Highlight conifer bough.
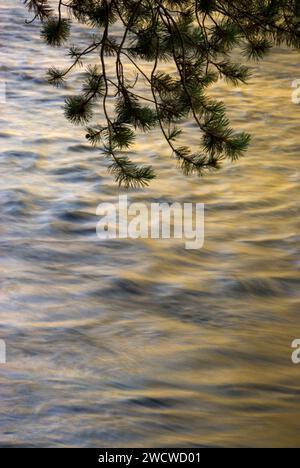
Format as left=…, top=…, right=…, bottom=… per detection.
left=24, top=1, right=300, bottom=187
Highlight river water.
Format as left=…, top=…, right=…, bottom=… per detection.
left=0, top=1, right=300, bottom=447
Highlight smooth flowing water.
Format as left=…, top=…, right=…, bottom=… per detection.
left=0, top=1, right=300, bottom=447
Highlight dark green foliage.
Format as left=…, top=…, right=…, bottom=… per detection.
left=243, top=38, right=273, bottom=61
left=41, top=18, right=71, bottom=46
left=110, top=124, right=136, bottom=149
left=25, top=0, right=300, bottom=187
left=46, top=67, right=66, bottom=87
left=24, top=0, right=52, bottom=21
left=82, top=66, right=105, bottom=98
left=116, top=94, right=157, bottom=130
left=64, top=96, right=94, bottom=124
left=108, top=156, right=156, bottom=188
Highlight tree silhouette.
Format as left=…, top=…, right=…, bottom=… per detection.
left=24, top=0, right=300, bottom=187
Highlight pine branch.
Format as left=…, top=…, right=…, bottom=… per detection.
left=24, top=0, right=300, bottom=187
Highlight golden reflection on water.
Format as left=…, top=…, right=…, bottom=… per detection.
left=0, top=1, right=300, bottom=447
